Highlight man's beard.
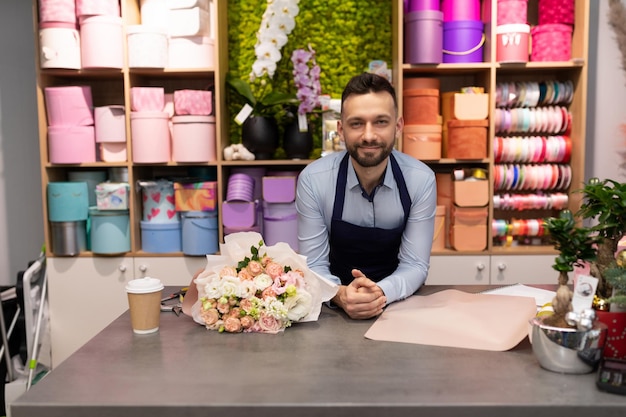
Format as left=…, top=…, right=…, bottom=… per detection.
left=347, top=140, right=394, bottom=168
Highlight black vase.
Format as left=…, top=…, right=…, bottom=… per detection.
left=283, top=119, right=313, bottom=159
left=242, top=116, right=279, bottom=160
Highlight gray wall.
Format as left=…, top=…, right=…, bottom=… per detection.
left=0, top=0, right=43, bottom=285
left=0, top=1, right=623, bottom=285
left=588, top=0, right=626, bottom=182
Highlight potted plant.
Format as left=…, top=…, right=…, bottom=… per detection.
left=226, top=73, right=299, bottom=160
left=224, top=1, right=301, bottom=160
left=542, top=210, right=599, bottom=328
left=575, top=178, right=626, bottom=303
left=528, top=210, right=608, bottom=374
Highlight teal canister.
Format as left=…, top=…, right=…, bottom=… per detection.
left=47, top=182, right=89, bottom=222
left=89, top=208, right=131, bottom=254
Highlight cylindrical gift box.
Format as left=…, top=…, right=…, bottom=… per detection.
left=404, top=10, right=443, bottom=64
left=89, top=208, right=131, bottom=255
left=538, top=0, right=575, bottom=25
left=48, top=125, right=96, bottom=164
left=39, top=22, right=81, bottom=70
left=497, top=0, right=528, bottom=25
left=44, top=86, right=93, bottom=127
left=496, top=24, right=530, bottom=63
left=443, top=20, right=485, bottom=63
left=47, top=182, right=89, bottom=222
left=79, top=15, right=123, bottom=69
left=168, top=36, right=215, bottom=68
left=75, top=0, right=120, bottom=18
left=39, top=0, right=76, bottom=24
left=127, top=25, right=168, bottom=68
left=67, top=170, right=107, bottom=206
left=440, top=0, right=480, bottom=21
left=95, top=106, right=126, bottom=143
left=403, top=124, right=442, bottom=160
left=171, top=115, right=216, bottom=162
left=181, top=211, right=219, bottom=256
left=530, top=23, right=573, bottom=62
left=130, top=111, right=171, bottom=163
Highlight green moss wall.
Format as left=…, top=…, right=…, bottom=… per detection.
left=227, top=0, right=393, bottom=156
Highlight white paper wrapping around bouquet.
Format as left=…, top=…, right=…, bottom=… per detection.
left=182, top=232, right=338, bottom=323
left=364, top=289, right=537, bottom=351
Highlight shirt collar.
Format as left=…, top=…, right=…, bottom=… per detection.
left=346, top=155, right=395, bottom=192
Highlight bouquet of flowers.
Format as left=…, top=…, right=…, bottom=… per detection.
left=184, top=232, right=337, bottom=333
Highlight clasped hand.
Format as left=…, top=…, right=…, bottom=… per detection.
left=332, top=269, right=387, bottom=319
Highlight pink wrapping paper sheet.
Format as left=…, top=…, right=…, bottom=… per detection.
left=364, top=289, right=537, bottom=351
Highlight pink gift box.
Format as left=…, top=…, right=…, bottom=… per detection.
left=75, top=0, right=120, bottom=18
left=48, top=125, right=96, bottom=164
left=94, top=105, right=126, bottom=143
left=262, top=176, right=296, bottom=203
left=39, top=0, right=77, bottom=24
left=131, top=87, right=165, bottom=112
left=45, top=86, right=94, bottom=127
left=173, top=89, right=212, bottom=116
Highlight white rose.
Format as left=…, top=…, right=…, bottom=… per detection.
left=283, top=290, right=313, bottom=322
left=238, top=279, right=257, bottom=299
left=253, top=273, right=273, bottom=291
left=218, top=276, right=242, bottom=298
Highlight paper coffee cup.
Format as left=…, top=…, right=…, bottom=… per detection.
left=125, top=277, right=164, bottom=334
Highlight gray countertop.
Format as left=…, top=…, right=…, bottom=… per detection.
left=10, top=285, right=626, bottom=417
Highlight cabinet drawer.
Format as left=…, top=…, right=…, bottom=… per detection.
left=427, top=255, right=490, bottom=285
left=133, top=256, right=207, bottom=286
left=490, top=255, right=554, bottom=285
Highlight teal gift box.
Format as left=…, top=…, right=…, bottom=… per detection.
left=47, top=182, right=89, bottom=222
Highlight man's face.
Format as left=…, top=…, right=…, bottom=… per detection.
left=338, top=91, right=402, bottom=168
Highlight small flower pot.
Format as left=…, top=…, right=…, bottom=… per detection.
left=529, top=316, right=608, bottom=374
left=283, top=119, right=313, bottom=159
left=242, top=116, right=279, bottom=160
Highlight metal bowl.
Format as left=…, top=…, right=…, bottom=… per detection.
left=529, top=316, right=608, bottom=374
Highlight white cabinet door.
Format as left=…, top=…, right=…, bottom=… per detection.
left=427, top=255, right=490, bottom=285
left=47, top=256, right=133, bottom=368
left=133, top=256, right=207, bottom=286
left=490, top=255, right=555, bottom=285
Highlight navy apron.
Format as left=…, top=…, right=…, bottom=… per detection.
left=329, top=153, right=411, bottom=285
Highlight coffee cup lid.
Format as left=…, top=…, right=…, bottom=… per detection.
left=125, top=277, right=164, bottom=294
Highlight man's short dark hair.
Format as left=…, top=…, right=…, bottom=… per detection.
left=341, top=73, right=398, bottom=114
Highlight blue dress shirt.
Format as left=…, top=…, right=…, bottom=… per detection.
left=296, top=149, right=437, bottom=304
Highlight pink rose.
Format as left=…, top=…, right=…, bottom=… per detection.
left=227, top=307, right=242, bottom=318
left=240, top=315, right=255, bottom=329
left=201, top=308, right=220, bottom=326
left=246, top=260, right=264, bottom=277
left=217, top=301, right=230, bottom=314
left=257, top=313, right=284, bottom=333
left=265, top=262, right=284, bottom=279
left=219, top=266, right=238, bottom=278
left=238, top=269, right=254, bottom=281
left=260, top=255, right=272, bottom=267
left=261, top=286, right=277, bottom=299
left=240, top=298, right=254, bottom=313
left=224, top=317, right=243, bottom=333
